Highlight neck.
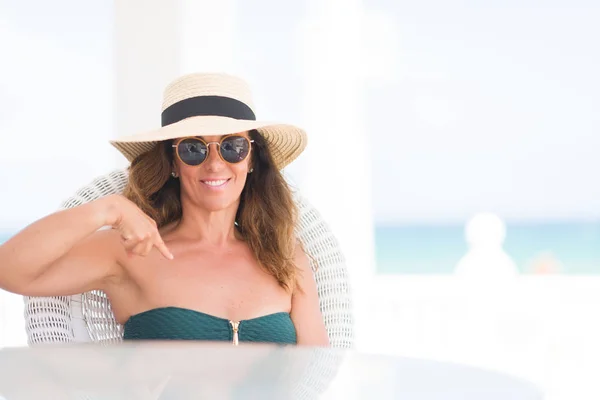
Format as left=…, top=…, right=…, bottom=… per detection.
left=175, top=199, right=240, bottom=246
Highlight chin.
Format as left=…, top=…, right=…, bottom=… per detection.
left=183, top=185, right=243, bottom=213
left=198, top=198, right=239, bottom=213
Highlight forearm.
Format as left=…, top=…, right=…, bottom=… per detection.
left=0, top=196, right=115, bottom=290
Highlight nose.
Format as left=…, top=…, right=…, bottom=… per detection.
left=204, top=142, right=225, bottom=171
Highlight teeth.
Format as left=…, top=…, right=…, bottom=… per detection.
left=203, top=179, right=227, bottom=187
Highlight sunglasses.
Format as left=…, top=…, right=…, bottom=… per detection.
left=172, top=135, right=254, bottom=166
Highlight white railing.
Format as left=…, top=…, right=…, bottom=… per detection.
left=363, top=275, right=600, bottom=400
left=1, top=275, right=598, bottom=399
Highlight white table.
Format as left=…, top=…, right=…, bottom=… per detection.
left=0, top=342, right=543, bottom=399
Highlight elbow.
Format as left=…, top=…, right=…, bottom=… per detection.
left=316, top=333, right=330, bottom=347
left=0, top=278, right=29, bottom=296
left=0, top=275, right=47, bottom=297
left=297, top=331, right=330, bottom=347
left=0, top=247, right=36, bottom=295
left=0, top=273, right=34, bottom=296
left=298, top=338, right=330, bottom=347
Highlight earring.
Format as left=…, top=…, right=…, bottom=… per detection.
left=248, top=168, right=254, bottom=174
left=171, top=171, right=178, bottom=178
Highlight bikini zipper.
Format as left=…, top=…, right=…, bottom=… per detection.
left=229, top=320, right=240, bottom=346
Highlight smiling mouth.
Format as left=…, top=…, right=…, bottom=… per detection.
left=200, top=179, right=230, bottom=188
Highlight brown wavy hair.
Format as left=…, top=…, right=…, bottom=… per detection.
left=122, top=130, right=300, bottom=292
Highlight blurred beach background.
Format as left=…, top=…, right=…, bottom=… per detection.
left=1, top=1, right=599, bottom=399
left=3, top=222, right=600, bottom=275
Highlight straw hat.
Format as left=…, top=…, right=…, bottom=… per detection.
left=110, top=73, right=307, bottom=170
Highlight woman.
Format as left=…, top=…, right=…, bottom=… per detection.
left=0, top=73, right=329, bottom=346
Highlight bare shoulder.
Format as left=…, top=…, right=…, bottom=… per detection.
left=59, top=227, right=129, bottom=287
left=88, top=228, right=125, bottom=254
left=290, top=241, right=329, bottom=346
left=294, top=242, right=312, bottom=270
left=293, top=242, right=317, bottom=294
left=93, top=228, right=139, bottom=273
left=294, top=242, right=314, bottom=275
left=72, top=228, right=127, bottom=276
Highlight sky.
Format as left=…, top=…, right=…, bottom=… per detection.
left=0, top=0, right=599, bottom=231
left=365, top=1, right=600, bottom=223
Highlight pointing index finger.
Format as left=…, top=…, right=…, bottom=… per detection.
left=154, top=235, right=174, bottom=260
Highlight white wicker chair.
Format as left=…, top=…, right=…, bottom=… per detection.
left=23, top=169, right=354, bottom=349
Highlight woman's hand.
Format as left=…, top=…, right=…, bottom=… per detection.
left=0, top=192, right=172, bottom=297
left=103, top=195, right=174, bottom=260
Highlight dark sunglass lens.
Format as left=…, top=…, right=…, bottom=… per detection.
left=177, top=138, right=207, bottom=166
left=220, top=136, right=250, bottom=163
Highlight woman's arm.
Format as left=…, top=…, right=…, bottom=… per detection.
left=0, top=196, right=119, bottom=296
left=290, top=244, right=330, bottom=346
left=0, top=194, right=171, bottom=297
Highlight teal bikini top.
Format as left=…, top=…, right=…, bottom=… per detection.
left=123, top=307, right=297, bottom=345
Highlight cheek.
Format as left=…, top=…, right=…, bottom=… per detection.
left=179, top=164, right=197, bottom=179
left=232, top=167, right=248, bottom=189
left=174, top=157, right=188, bottom=174
left=231, top=162, right=249, bottom=177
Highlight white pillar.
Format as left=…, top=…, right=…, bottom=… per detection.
left=113, top=0, right=237, bottom=168
left=179, top=1, right=237, bottom=74
left=298, top=0, right=376, bottom=350
left=114, top=0, right=375, bottom=348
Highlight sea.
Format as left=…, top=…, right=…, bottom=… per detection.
left=374, top=222, right=600, bottom=275
left=1, top=222, right=599, bottom=275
